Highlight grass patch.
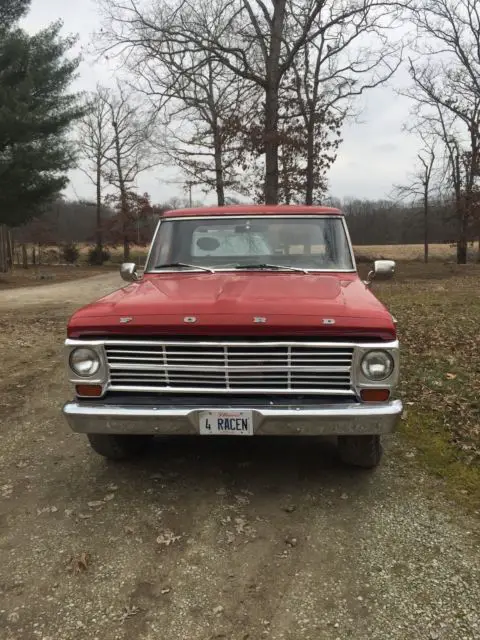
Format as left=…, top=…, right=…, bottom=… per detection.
left=376, top=263, right=480, bottom=509
left=401, top=411, right=480, bottom=510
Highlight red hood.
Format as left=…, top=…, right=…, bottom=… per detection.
left=68, top=272, right=396, bottom=340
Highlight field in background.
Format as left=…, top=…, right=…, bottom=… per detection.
left=355, top=243, right=478, bottom=261
left=101, top=242, right=477, bottom=263
left=2, top=242, right=478, bottom=290
left=11, top=241, right=479, bottom=268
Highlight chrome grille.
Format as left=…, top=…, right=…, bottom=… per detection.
left=104, top=340, right=354, bottom=395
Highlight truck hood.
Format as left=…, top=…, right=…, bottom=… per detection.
left=68, top=272, right=396, bottom=340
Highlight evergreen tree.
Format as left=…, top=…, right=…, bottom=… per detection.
left=0, top=0, right=85, bottom=227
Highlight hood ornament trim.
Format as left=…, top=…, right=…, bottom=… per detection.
left=119, top=317, right=133, bottom=324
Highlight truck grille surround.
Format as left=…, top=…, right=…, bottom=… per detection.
left=104, top=341, right=355, bottom=396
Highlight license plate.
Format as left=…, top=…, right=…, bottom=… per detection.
left=199, top=410, right=254, bottom=436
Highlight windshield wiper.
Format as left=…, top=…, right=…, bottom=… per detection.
left=234, top=263, right=307, bottom=273
left=153, top=262, right=215, bottom=273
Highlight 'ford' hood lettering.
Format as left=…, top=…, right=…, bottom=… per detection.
left=68, top=273, right=396, bottom=339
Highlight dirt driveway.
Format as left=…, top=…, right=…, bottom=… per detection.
left=0, top=273, right=478, bottom=640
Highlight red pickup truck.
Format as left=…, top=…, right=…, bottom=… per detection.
left=63, top=205, right=402, bottom=468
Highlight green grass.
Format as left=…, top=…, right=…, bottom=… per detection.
left=401, top=411, right=480, bottom=510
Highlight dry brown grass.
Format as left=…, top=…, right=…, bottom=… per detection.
left=17, top=242, right=477, bottom=266
left=354, top=243, right=478, bottom=262
left=0, top=265, right=114, bottom=290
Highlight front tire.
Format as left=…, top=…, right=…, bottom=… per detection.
left=337, top=435, right=382, bottom=469
left=87, top=434, right=151, bottom=460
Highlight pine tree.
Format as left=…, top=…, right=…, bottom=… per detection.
left=0, top=0, right=85, bottom=230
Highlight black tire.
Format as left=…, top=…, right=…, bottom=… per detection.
left=337, top=435, right=382, bottom=469
left=86, top=434, right=151, bottom=461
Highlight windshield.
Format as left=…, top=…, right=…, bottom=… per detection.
left=146, top=216, right=354, bottom=271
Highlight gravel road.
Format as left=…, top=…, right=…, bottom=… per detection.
left=0, top=273, right=478, bottom=640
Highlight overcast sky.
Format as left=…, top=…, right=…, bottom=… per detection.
left=22, top=0, right=420, bottom=205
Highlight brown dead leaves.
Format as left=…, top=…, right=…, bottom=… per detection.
left=67, top=552, right=90, bottom=575
left=378, top=264, right=480, bottom=463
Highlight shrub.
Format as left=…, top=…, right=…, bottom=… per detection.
left=87, top=245, right=111, bottom=265
left=62, top=242, right=80, bottom=264
left=42, top=247, right=60, bottom=264
left=354, top=253, right=374, bottom=264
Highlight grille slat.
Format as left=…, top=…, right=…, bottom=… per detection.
left=104, top=341, right=354, bottom=395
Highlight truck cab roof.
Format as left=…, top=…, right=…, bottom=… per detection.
left=162, top=205, right=343, bottom=218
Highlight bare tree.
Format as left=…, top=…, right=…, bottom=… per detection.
left=393, top=130, right=437, bottom=262
left=76, top=87, right=115, bottom=259
left=102, top=83, right=159, bottom=260
left=405, top=0, right=480, bottom=263
left=97, top=0, right=406, bottom=204
left=139, top=48, right=259, bottom=205
left=289, top=2, right=402, bottom=204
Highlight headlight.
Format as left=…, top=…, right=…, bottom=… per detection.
left=361, top=350, right=394, bottom=381
left=69, top=347, right=101, bottom=377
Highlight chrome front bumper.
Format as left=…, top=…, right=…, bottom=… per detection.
left=63, top=399, right=403, bottom=436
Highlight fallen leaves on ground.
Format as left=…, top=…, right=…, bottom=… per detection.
left=377, top=264, right=480, bottom=467
left=68, top=552, right=90, bottom=575
left=115, top=604, right=142, bottom=622
left=156, top=529, right=181, bottom=546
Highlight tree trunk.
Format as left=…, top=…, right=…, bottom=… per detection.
left=121, top=192, right=130, bottom=262
left=0, top=225, right=8, bottom=273
left=96, top=159, right=103, bottom=254
left=457, top=209, right=468, bottom=264
left=452, top=152, right=467, bottom=264
left=112, top=119, right=130, bottom=262
left=457, top=237, right=467, bottom=264
left=22, top=244, right=28, bottom=269
left=263, top=0, right=286, bottom=205
left=305, top=122, right=315, bottom=205
left=213, top=130, right=225, bottom=206
left=264, top=85, right=280, bottom=204
left=280, top=147, right=290, bottom=204
left=423, top=193, right=429, bottom=264
left=6, top=228, right=13, bottom=270
left=31, top=245, right=36, bottom=265
left=283, top=171, right=291, bottom=205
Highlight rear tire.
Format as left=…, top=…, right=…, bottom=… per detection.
left=337, top=435, right=382, bottom=469
left=86, top=434, right=151, bottom=461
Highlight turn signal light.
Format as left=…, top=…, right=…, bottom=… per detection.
left=75, top=384, right=103, bottom=397
left=360, top=389, right=390, bottom=402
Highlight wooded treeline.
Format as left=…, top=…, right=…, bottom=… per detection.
left=342, top=198, right=475, bottom=246
left=13, top=195, right=471, bottom=249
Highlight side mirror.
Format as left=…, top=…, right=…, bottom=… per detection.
left=120, top=262, right=140, bottom=283
left=365, top=260, right=395, bottom=286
